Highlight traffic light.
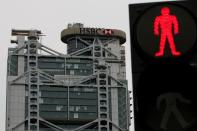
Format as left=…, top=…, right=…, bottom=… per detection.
left=129, top=1, right=197, bottom=131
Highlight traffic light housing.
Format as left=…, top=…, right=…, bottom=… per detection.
left=129, top=1, right=197, bottom=131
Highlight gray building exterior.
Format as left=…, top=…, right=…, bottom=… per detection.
left=6, top=24, right=130, bottom=131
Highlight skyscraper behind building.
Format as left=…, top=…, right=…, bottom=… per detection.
left=6, top=23, right=130, bottom=131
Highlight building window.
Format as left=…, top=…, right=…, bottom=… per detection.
left=76, top=106, right=80, bottom=111
left=74, top=113, right=79, bottom=118
left=88, top=113, right=94, bottom=116
left=86, top=64, right=91, bottom=67
left=61, top=63, right=64, bottom=68
left=39, top=98, right=43, bottom=104
left=39, top=91, right=41, bottom=97
left=66, top=64, right=71, bottom=68
left=84, top=88, right=94, bottom=92
left=70, top=70, right=74, bottom=75
left=74, top=64, right=78, bottom=69
left=56, top=105, right=63, bottom=111
left=25, top=90, right=28, bottom=96
left=73, top=87, right=79, bottom=91
left=8, top=55, right=18, bottom=76
left=84, top=106, right=88, bottom=110
left=69, top=106, right=74, bottom=111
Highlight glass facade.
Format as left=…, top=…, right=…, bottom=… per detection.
left=24, top=57, right=93, bottom=76
left=38, top=57, right=65, bottom=76
left=67, top=38, right=87, bottom=54
left=7, top=55, right=18, bottom=76
left=66, top=58, right=93, bottom=76
left=8, top=52, right=128, bottom=131
left=108, top=88, right=112, bottom=120
left=67, top=37, right=94, bottom=54
left=39, top=86, right=98, bottom=123
left=118, top=88, right=128, bottom=130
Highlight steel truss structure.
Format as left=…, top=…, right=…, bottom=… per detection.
left=6, top=29, right=131, bottom=131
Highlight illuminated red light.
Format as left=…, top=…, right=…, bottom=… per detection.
left=154, top=7, right=181, bottom=57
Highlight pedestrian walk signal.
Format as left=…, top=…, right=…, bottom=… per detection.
left=129, top=1, right=197, bottom=131
left=135, top=3, right=196, bottom=59
left=136, top=64, right=197, bottom=131
left=154, top=7, right=180, bottom=57
left=157, top=93, right=190, bottom=130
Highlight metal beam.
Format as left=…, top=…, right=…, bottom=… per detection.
left=72, top=119, right=99, bottom=131
left=41, top=44, right=63, bottom=56
left=9, top=119, right=26, bottom=131
left=39, top=118, right=64, bottom=131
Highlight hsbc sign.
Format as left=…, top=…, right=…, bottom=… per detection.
left=79, top=28, right=114, bottom=36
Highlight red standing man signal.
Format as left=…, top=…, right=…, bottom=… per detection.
left=154, top=7, right=181, bottom=57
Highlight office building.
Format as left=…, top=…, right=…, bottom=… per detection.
left=6, top=23, right=130, bottom=131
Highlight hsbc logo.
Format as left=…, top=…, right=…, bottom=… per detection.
left=103, top=29, right=114, bottom=35
left=79, top=28, right=114, bottom=36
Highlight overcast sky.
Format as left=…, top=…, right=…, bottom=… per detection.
left=0, top=0, right=176, bottom=130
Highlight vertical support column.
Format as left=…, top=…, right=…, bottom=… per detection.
left=97, top=71, right=110, bottom=131
left=110, top=64, right=119, bottom=131
left=27, top=30, right=40, bottom=131
left=108, top=39, right=120, bottom=131
left=93, top=38, right=102, bottom=74
left=93, top=37, right=110, bottom=131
